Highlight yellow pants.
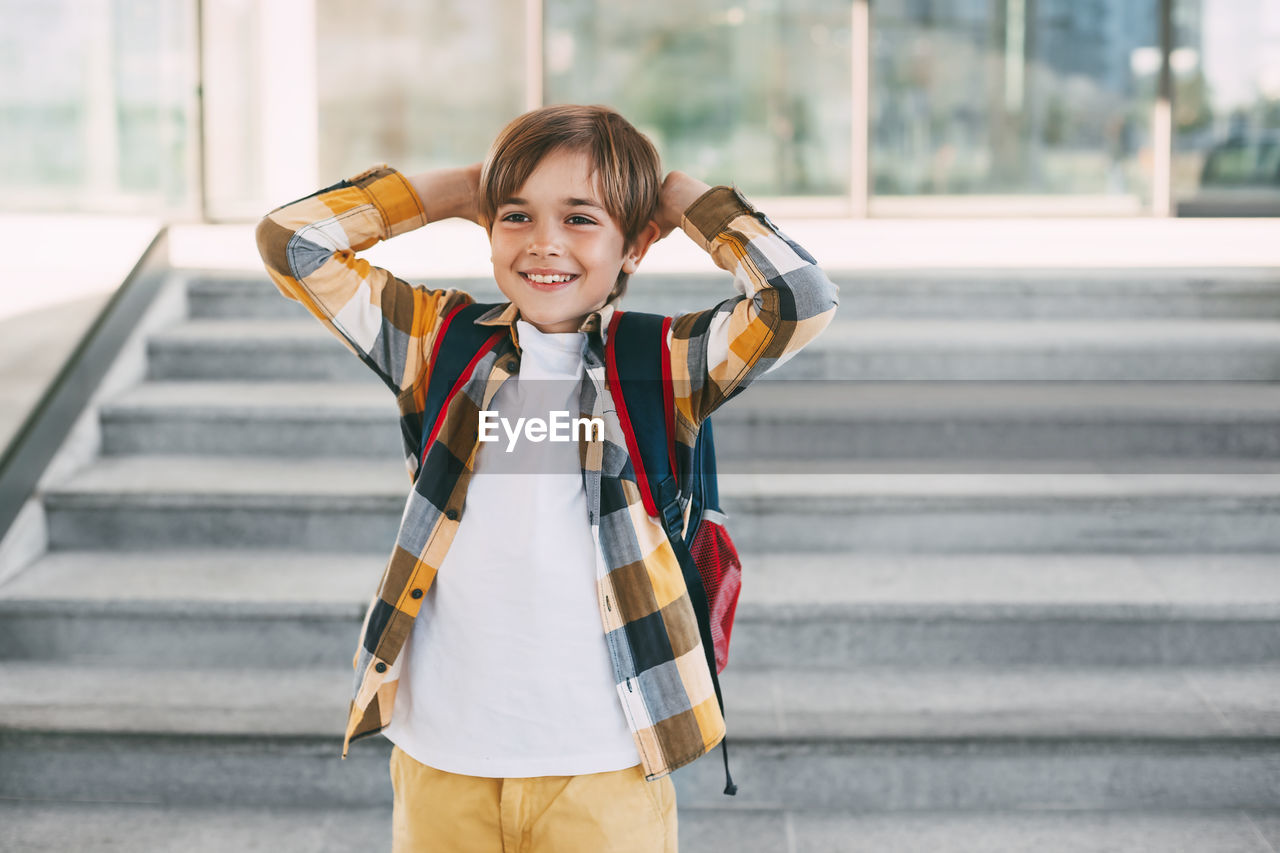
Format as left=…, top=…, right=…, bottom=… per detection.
left=389, top=743, right=679, bottom=852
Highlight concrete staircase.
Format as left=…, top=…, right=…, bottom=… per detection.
left=3, top=268, right=1280, bottom=852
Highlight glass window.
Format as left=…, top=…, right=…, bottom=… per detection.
left=0, top=0, right=196, bottom=214
left=871, top=0, right=1158, bottom=202
left=1173, top=0, right=1280, bottom=214
left=315, top=0, right=527, bottom=182
left=544, top=0, right=852, bottom=197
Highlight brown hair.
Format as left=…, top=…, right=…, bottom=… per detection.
left=479, top=104, right=662, bottom=303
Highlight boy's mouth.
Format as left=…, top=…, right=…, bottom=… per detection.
left=520, top=271, right=580, bottom=290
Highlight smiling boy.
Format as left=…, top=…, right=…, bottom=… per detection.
left=484, top=145, right=661, bottom=332
left=255, top=104, right=838, bottom=852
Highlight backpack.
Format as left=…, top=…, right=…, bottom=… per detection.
left=416, top=302, right=742, bottom=796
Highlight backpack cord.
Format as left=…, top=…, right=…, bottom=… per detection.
left=720, top=737, right=737, bottom=796
left=660, top=493, right=738, bottom=796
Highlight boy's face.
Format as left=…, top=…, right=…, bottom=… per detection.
left=489, top=147, right=652, bottom=334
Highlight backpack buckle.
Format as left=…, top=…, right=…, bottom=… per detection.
left=659, top=498, right=685, bottom=542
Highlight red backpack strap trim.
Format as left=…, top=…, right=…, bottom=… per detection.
left=605, top=309, right=660, bottom=518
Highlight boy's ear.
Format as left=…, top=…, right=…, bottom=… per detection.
left=621, top=220, right=662, bottom=275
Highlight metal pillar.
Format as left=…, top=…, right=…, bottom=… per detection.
left=1152, top=0, right=1174, bottom=216
left=851, top=0, right=871, bottom=217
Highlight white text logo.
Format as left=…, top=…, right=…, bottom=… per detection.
left=478, top=410, right=604, bottom=452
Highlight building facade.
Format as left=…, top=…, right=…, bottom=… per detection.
left=2, top=0, right=1277, bottom=219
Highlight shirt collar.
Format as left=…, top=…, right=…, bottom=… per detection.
left=474, top=301, right=616, bottom=352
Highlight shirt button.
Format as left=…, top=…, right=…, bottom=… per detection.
left=505, top=359, right=518, bottom=371
left=375, top=662, right=387, bottom=673
left=445, top=508, right=459, bottom=521
left=410, top=588, right=423, bottom=599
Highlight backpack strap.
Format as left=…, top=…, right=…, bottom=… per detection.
left=605, top=309, right=738, bottom=796
left=604, top=311, right=676, bottom=523
left=417, top=302, right=506, bottom=472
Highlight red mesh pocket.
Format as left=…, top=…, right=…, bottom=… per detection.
left=689, top=515, right=742, bottom=674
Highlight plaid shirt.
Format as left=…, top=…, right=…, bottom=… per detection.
left=254, top=164, right=838, bottom=781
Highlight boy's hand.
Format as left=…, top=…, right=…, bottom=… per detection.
left=456, top=162, right=483, bottom=226
left=408, top=163, right=483, bottom=225
left=653, top=171, right=712, bottom=241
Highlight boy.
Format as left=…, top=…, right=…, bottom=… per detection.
left=255, top=104, right=838, bottom=852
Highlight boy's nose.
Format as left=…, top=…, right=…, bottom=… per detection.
left=526, top=222, right=563, bottom=256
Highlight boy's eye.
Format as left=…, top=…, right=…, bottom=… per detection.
left=500, top=212, right=596, bottom=225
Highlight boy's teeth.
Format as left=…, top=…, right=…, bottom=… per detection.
left=526, top=273, right=575, bottom=283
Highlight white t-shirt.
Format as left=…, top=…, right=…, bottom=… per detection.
left=381, top=319, right=641, bottom=776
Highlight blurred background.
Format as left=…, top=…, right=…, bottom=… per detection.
left=3, top=0, right=1279, bottom=221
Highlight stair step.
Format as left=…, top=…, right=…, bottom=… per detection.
left=802, top=319, right=1280, bottom=380
left=0, top=662, right=352, bottom=737
left=39, top=455, right=1280, bottom=552
left=106, top=378, right=1280, bottom=417
left=102, top=381, right=402, bottom=457
left=3, top=661, right=1279, bottom=810
left=100, top=380, right=1280, bottom=459
left=185, top=267, right=1280, bottom=321
left=0, top=550, right=375, bottom=666
left=5, top=802, right=1278, bottom=853
left=3, top=551, right=1277, bottom=667
left=0, top=802, right=393, bottom=853
left=3, top=661, right=1279, bottom=740
left=145, top=317, right=1280, bottom=381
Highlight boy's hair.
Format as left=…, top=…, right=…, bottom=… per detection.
left=479, top=104, right=662, bottom=304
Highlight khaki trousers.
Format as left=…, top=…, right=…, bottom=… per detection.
left=389, top=743, right=678, bottom=852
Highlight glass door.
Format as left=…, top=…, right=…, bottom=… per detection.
left=869, top=0, right=1160, bottom=215
left=1172, top=0, right=1280, bottom=216
left=543, top=0, right=853, bottom=205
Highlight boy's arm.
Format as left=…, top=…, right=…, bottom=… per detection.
left=254, top=164, right=481, bottom=395
left=659, top=173, right=840, bottom=426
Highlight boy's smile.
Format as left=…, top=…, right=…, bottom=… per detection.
left=489, top=147, right=655, bottom=334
